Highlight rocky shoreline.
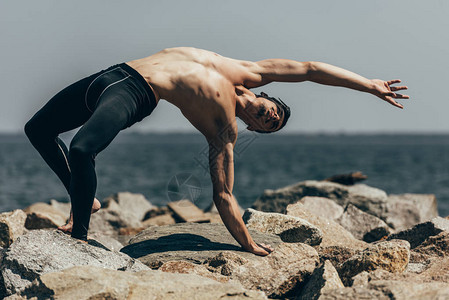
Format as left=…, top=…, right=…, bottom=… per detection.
left=1, top=180, right=449, bottom=299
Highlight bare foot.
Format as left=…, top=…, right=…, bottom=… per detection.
left=58, top=198, right=101, bottom=234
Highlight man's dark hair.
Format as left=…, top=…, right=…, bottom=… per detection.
left=255, top=92, right=291, bottom=133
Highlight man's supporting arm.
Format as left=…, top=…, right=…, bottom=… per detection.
left=208, top=138, right=270, bottom=256
left=247, top=59, right=409, bottom=108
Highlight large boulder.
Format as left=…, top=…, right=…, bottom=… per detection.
left=103, top=192, right=155, bottom=222
left=384, top=194, right=438, bottom=231
left=49, top=199, right=71, bottom=216
left=242, top=208, right=322, bottom=245
left=23, top=202, right=67, bottom=229
left=296, top=260, right=344, bottom=300
left=335, top=204, right=393, bottom=242
left=121, top=223, right=319, bottom=298
left=298, top=196, right=344, bottom=221
left=286, top=202, right=367, bottom=250
left=388, top=217, right=449, bottom=248
left=252, top=180, right=388, bottom=218
left=0, top=229, right=148, bottom=296
left=10, top=265, right=267, bottom=300
left=0, top=210, right=27, bottom=248
left=338, top=240, right=410, bottom=285
left=121, top=223, right=283, bottom=268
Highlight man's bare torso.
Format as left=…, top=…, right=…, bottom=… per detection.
left=126, top=47, right=259, bottom=139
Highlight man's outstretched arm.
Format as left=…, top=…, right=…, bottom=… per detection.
left=246, top=59, right=409, bottom=108
left=208, top=138, right=272, bottom=256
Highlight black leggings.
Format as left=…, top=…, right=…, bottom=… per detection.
left=24, top=63, right=157, bottom=240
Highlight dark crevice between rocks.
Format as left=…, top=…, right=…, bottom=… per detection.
left=15, top=277, right=54, bottom=300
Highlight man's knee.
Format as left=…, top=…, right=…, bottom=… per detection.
left=24, top=117, right=45, bottom=142
left=69, top=142, right=95, bottom=162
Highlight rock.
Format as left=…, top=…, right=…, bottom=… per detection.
left=318, top=246, right=360, bottom=273
left=252, top=180, right=388, bottom=218
left=167, top=200, right=209, bottom=223
left=242, top=208, right=322, bottom=245
left=384, top=197, right=421, bottom=231
left=413, top=231, right=449, bottom=257
left=23, top=202, right=67, bottom=229
left=49, top=199, right=71, bottom=216
left=142, top=213, right=176, bottom=226
left=324, top=171, right=368, bottom=185
left=339, top=240, right=410, bottom=285
left=319, top=286, right=390, bottom=299
left=392, top=194, right=438, bottom=222
left=388, top=217, right=449, bottom=248
left=296, top=260, right=344, bottom=300
left=121, top=223, right=283, bottom=269
left=385, top=194, right=438, bottom=231
left=13, top=265, right=267, bottom=300
left=335, top=204, right=393, bottom=242
left=88, top=209, right=142, bottom=236
left=0, top=229, right=148, bottom=295
left=0, top=210, right=27, bottom=248
left=142, top=206, right=171, bottom=220
left=286, top=202, right=367, bottom=250
left=103, top=192, right=154, bottom=222
left=298, top=196, right=344, bottom=221
left=87, top=232, right=123, bottom=251
left=228, top=243, right=319, bottom=298
left=160, top=261, right=229, bottom=283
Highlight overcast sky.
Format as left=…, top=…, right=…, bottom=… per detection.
left=1, top=0, right=448, bottom=134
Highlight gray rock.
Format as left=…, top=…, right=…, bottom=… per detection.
left=88, top=209, right=142, bottom=236
left=0, top=229, right=148, bottom=296
left=385, top=194, right=438, bottom=231
left=14, top=265, right=267, bottom=300
left=87, top=232, right=123, bottom=251
left=252, top=180, right=388, bottom=218
left=229, top=243, right=319, bottom=298
left=121, top=223, right=283, bottom=269
left=49, top=199, right=71, bottom=217
left=368, top=280, right=449, bottom=300
left=286, top=202, right=367, bottom=250
left=339, top=240, right=410, bottom=285
left=242, top=208, right=322, bottom=245
left=319, top=286, right=389, bottom=299
left=23, top=202, right=67, bottom=229
left=203, top=244, right=319, bottom=298
left=103, top=192, right=155, bottom=222
left=0, top=210, right=27, bottom=248
left=388, top=217, right=449, bottom=248
left=336, top=204, right=393, bottom=242
left=299, top=196, right=344, bottom=221
left=296, top=260, right=344, bottom=300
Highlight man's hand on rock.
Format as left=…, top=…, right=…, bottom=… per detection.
left=247, top=242, right=274, bottom=256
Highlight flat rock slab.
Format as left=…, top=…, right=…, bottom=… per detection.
left=11, top=265, right=267, bottom=300
left=167, top=200, right=209, bottom=223
left=23, top=202, right=67, bottom=229
left=299, top=196, right=344, bottom=221
left=0, top=230, right=148, bottom=296
left=104, top=192, right=155, bottom=222
left=121, top=223, right=282, bottom=268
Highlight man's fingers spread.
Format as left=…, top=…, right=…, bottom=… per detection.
left=393, top=93, right=410, bottom=99
left=386, top=96, right=404, bottom=109
left=388, top=79, right=401, bottom=85
left=390, top=86, right=408, bottom=91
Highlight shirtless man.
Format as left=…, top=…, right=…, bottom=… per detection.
left=25, top=47, right=409, bottom=256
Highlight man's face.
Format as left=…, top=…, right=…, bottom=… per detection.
left=246, top=97, right=284, bottom=133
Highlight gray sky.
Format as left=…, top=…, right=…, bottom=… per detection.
left=1, top=0, right=448, bottom=134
